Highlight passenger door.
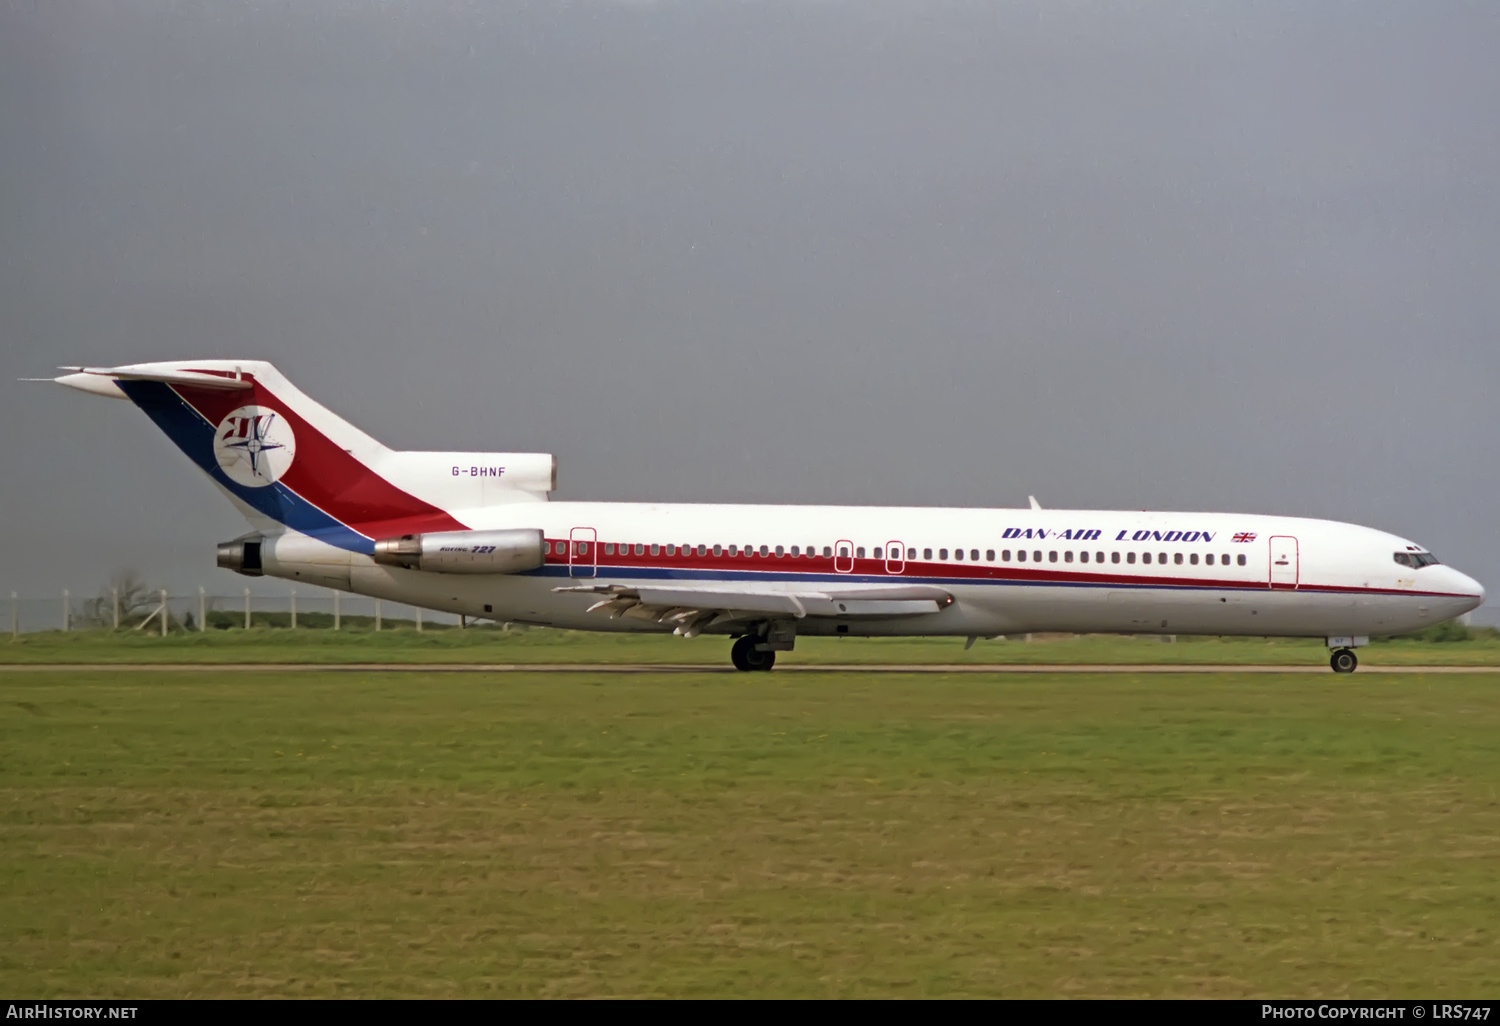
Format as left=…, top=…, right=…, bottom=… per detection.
left=1268, top=535, right=1298, bottom=590
left=569, top=526, right=597, bottom=578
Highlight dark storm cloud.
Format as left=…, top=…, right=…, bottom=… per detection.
left=1, top=2, right=1496, bottom=617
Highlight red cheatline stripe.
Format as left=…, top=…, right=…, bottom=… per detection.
left=540, top=542, right=1469, bottom=597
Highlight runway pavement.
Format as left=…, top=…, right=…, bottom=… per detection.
left=2, top=662, right=1498, bottom=674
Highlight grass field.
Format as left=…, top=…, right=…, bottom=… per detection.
left=3, top=664, right=1498, bottom=997
left=4, top=624, right=1500, bottom=666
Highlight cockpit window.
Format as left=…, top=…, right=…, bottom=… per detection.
left=1393, top=551, right=1441, bottom=569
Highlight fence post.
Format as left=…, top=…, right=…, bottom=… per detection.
left=113, top=587, right=120, bottom=630
left=290, top=589, right=297, bottom=630
left=244, top=587, right=251, bottom=630
left=374, top=599, right=382, bottom=632
left=416, top=606, right=423, bottom=633
left=333, top=590, right=341, bottom=631
left=160, top=589, right=168, bottom=637
left=63, top=589, right=70, bottom=632
left=10, top=591, right=17, bottom=640
left=198, top=586, right=206, bottom=632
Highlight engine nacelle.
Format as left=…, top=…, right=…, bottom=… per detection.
left=372, top=528, right=545, bottom=575
left=216, top=535, right=264, bottom=577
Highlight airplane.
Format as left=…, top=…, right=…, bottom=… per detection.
left=45, top=360, right=1484, bottom=673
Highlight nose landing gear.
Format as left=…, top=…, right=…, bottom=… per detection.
left=1330, top=648, right=1358, bottom=674
left=731, top=635, right=776, bottom=672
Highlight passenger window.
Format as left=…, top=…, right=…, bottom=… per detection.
left=1111, top=552, right=1120, bottom=564
left=728, top=545, right=737, bottom=556
left=650, top=544, right=660, bottom=556
left=697, top=545, right=706, bottom=556
left=603, top=543, right=614, bottom=555
left=760, top=545, right=769, bottom=557
left=970, top=549, right=978, bottom=561
left=775, top=545, right=784, bottom=557
left=1127, top=552, right=1136, bottom=564
left=1189, top=553, right=1198, bottom=565
left=940, top=549, right=949, bottom=560
left=826, top=546, right=834, bottom=558
left=791, top=546, right=800, bottom=557
left=923, top=548, right=932, bottom=560
left=1174, top=553, right=1183, bottom=565
left=1079, top=552, right=1089, bottom=563
left=636, top=544, right=645, bottom=556
left=1096, top=551, right=1104, bottom=563
left=1033, top=551, right=1042, bottom=562
left=986, top=549, right=995, bottom=561
left=1204, top=553, right=1213, bottom=565
left=1017, top=550, right=1027, bottom=562
left=1064, top=551, right=1074, bottom=563
left=873, top=547, right=882, bottom=559
left=838, top=545, right=849, bottom=558
left=954, top=548, right=964, bottom=561
left=1002, top=550, right=1011, bottom=561
left=856, top=547, right=865, bottom=558
left=1049, top=551, right=1058, bottom=563
left=1237, top=554, right=1247, bottom=566
left=906, top=547, right=916, bottom=559
left=1141, top=553, right=1151, bottom=564
left=713, top=544, right=722, bottom=556
left=1158, top=552, right=1166, bottom=564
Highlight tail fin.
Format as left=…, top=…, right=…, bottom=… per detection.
left=52, top=361, right=553, bottom=552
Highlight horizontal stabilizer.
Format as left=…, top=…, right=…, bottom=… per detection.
left=54, top=365, right=254, bottom=395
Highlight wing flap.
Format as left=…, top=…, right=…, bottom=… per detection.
left=555, top=582, right=951, bottom=629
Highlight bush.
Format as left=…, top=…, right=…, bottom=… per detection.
left=1391, top=620, right=1481, bottom=643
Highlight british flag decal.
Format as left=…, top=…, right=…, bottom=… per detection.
left=1232, top=532, right=1257, bottom=543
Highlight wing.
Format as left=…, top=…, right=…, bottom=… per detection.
left=553, top=582, right=953, bottom=637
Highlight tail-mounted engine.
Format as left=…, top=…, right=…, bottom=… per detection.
left=216, top=535, right=265, bottom=577
left=372, top=528, right=545, bottom=575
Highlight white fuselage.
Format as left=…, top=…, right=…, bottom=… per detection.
left=260, top=502, right=1485, bottom=641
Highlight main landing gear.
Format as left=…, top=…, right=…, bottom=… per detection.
left=1330, top=648, right=1358, bottom=674
left=731, top=635, right=776, bottom=672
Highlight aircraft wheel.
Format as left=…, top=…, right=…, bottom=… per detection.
left=1330, top=648, right=1358, bottom=674
left=733, top=635, right=776, bottom=672
left=731, top=636, right=753, bottom=672
left=747, top=647, right=776, bottom=672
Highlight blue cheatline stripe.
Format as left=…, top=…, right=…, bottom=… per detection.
left=119, top=380, right=374, bottom=554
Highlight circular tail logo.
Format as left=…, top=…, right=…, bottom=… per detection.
left=213, top=406, right=296, bottom=487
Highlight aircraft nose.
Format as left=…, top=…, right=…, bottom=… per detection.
left=1452, top=569, right=1485, bottom=611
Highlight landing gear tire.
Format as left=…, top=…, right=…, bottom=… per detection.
left=1330, top=648, right=1358, bottom=674
left=731, top=636, right=776, bottom=672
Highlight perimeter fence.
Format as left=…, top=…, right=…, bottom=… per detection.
left=1, top=585, right=475, bottom=637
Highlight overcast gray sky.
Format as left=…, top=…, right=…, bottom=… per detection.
left=2, top=1, right=1496, bottom=619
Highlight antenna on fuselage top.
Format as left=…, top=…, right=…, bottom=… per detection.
left=1028, top=495, right=1042, bottom=510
